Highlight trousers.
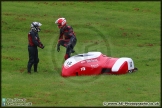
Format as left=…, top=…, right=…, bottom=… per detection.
left=59, top=38, right=77, bottom=60
left=27, top=46, right=39, bottom=72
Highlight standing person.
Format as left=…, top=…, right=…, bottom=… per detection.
left=27, top=22, right=45, bottom=74
left=55, top=17, right=77, bottom=60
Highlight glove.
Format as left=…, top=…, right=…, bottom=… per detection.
left=57, top=45, right=60, bottom=52
left=41, top=45, right=45, bottom=49
left=40, top=44, right=45, bottom=49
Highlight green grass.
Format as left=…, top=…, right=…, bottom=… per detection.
left=1, top=1, right=161, bottom=107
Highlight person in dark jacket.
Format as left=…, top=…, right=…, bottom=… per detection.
left=27, top=22, right=45, bottom=74
left=55, top=18, right=77, bottom=60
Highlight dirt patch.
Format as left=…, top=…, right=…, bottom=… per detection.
left=15, top=17, right=26, bottom=21
left=94, top=41, right=98, bottom=44
left=85, top=23, right=92, bottom=26
left=134, top=8, right=139, bottom=11
left=3, top=13, right=15, bottom=16
left=15, top=94, right=20, bottom=96
left=142, top=9, right=151, bottom=13
left=19, top=68, right=26, bottom=73
left=137, top=43, right=154, bottom=47
left=2, top=56, right=20, bottom=61
left=146, top=44, right=153, bottom=46
left=120, top=28, right=124, bottom=30
left=1, top=21, right=8, bottom=25
left=44, top=2, right=48, bottom=5
left=122, top=32, right=127, bottom=36
left=120, top=30, right=142, bottom=37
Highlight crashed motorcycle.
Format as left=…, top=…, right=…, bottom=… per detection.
left=61, top=52, right=138, bottom=77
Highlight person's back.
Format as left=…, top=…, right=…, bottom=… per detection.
left=60, top=25, right=76, bottom=40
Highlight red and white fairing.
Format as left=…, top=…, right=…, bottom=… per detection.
left=61, top=52, right=136, bottom=77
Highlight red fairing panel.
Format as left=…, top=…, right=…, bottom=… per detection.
left=61, top=52, right=135, bottom=77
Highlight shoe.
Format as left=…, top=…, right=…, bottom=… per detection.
left=34, top=64, right=37, bottom=72
left=28, top=72, right=31, bottom=74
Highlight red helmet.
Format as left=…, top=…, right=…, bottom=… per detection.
left=55, top=18, right=66, bottom=29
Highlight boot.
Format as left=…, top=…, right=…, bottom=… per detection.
left=27, top=63, right=32, bottom=73
left=34, top=64, right=38, bottom=72
left=64, top=54, right=70, bottom=60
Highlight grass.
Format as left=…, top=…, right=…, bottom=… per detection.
left=1, top=1, right=161, bottom=107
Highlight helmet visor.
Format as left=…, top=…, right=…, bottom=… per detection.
left=57, top=24, right=62, bottom=29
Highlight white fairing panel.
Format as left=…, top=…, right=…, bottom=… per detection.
left=112, top=57, right=134, bottom=72
left=64, top=52, right=101, bottom=68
